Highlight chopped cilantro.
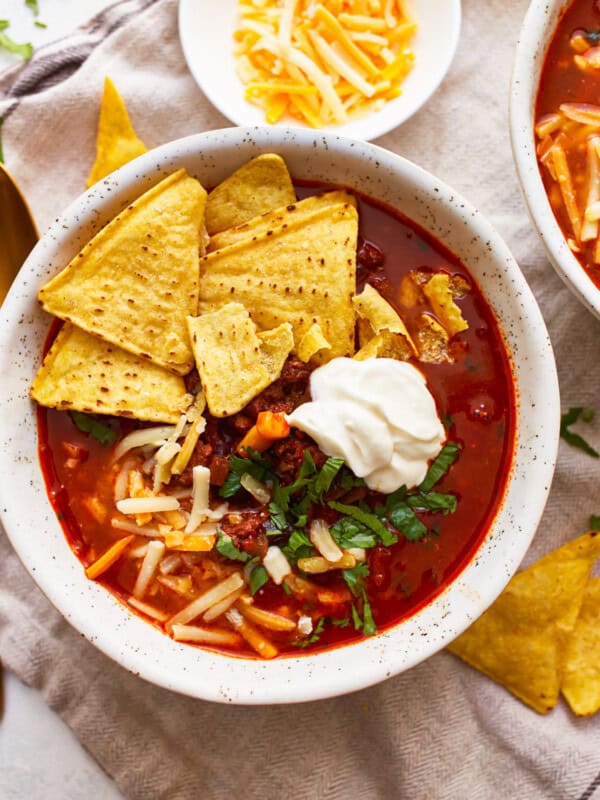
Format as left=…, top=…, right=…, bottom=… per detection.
left=329, top=500, right=397, bottom=546
left=343, top=564, right=376, bottom=635
left=406, top=491, right=457, bottom=514
left=342, top=562, right=370, bottom=593
left=282, top=530, right=314, bottom=564
left=590, top=515, right=600, bottom=531
left=25, top=0, right=39, bottom=15
left=560, top=408, right=599, bottom=458
left=34, top=20, right=46, bottom=28
left=215, top=531, right=250, bottom=562
left=385, top=491, right=427, bottom=541
left=330, top=516, right=378, bottom=549
left=312, top=456, right=344, bottom=498
left=419, top=442, right=461, bottom=492
left=294, top=616, right=325, bottom=648
left=268, top=501, right=287, bottom=531
left=220, top=448, right=276, bottom=498
left=69, top=411, right=118, bottom=446
left=331, top=617, right=350, bottom=628
left=0, top=21, right=32, bottom=60
left=249, top=565, right=269, bottom=595
left=338, top=468, right=367, bottom=490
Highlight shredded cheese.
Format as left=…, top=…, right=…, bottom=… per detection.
left=234, top=0, right=417, bottom=127
left=263, top=545, right=292, bottom=584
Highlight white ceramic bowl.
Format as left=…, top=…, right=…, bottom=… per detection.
left=0, top=127, right=559, bottom=704
left=510, top=0, right=600, bottom=320
left=178, top=0, right=461, bottom=141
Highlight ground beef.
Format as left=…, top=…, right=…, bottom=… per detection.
left=356, top=238, right=390, bottom=294
left=220, top=509, right=269, bottom=544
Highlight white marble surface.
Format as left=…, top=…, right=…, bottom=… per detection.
left=1, top=5, right=124, bottom=797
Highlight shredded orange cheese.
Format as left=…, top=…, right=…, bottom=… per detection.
left=234, top=0, right=417, bottom=127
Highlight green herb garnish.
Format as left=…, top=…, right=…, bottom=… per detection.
left=330, top=516, right=378, bottom=549
left=590, top=515, right=600, bottom=531
left=385, top=489, right=428, bottom=541
left=34, top=20, right=46, bottom=28
left=342, top=563, right=376, bottom=636
left=69, top=411, right=118, bottom=446
left=215, top=531, right=250, bottom=562
left=249, top=565, right=269, bottom=595
left=294, top=616, right=326, bottom=648
left=560, top=408, right=599, bottom=458
left=419, top=442, right=461, bottom=492
left=0, top=21, right=32, bottom=61
left=219, top=447, right=276, bottom=498
left=282, top=530, right=314, bottom=564
left=328, top=500, right=397, bottom=546
left=25, top=0, right=39, bottom=15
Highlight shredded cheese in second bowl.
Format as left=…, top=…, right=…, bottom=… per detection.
left=233, top=0, right=417, bottom=128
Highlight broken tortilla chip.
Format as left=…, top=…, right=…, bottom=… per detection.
left=414, top=314, right=451, bottom=363
left=38, top=169, right=206, bottom=376
left=561, top=576, right=600, bottom=716
left=423, top=273, right=468, bottom=337
left=297, top=322, right=331, bottom=363
left=86, top=77, right=147, bottom=188
left=352, top=284, right=416, bottom=354
left=447, top=531, right=600, bottom=714
left=198, top=203, right=357, bottom=363
left=205, top=153, right=296, bottom=235
left=30, top=323, right=190, bottom=423
left=354, top=330, right=413, bottom=362
left=207, top=190, right=357, bottom=252
left=187, top=304, right=293, bottom=417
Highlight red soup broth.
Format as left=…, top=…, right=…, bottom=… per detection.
left=37, top=184, right=516, bottom=657
left=536, top=0, right=600, bottom=288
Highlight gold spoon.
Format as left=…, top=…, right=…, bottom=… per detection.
left=0, top=162, right=38, bottom=304
left=0, top=163, right=38, bottom=717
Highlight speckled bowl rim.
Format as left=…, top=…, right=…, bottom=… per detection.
left=0, top=127, right=559, bottom=705
left=510, top=0, right=600, bottom=320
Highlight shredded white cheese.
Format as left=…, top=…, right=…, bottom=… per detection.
left=263, top=546, right=292, bottom=585
left=297, top=615, right=313, bottom=635
left=116, top=496, right=180, bottom=515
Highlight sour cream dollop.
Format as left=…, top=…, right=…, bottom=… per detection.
left=286, top=357, right=446, bottom=494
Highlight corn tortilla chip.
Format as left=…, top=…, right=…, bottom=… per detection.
left=423, top=273, right=468, bottom=337
left=352, top=284, right=416, bottom=355
left=187, top=304, right=293, bottom=417
left=86, top=77, right=147, bottom=188
left=414, top=314, right=451, bottom=363
left=354, top=330, right=413, bottom=362
left=38, top=169, right=206, bottom=376
left=297, top=322, right=331, bottom=363
left=561, top=576, right=600, bottom=716
left=198, top=203, right=357, bottom=363
left=258, top=323, right=295, bottom=379
left=205, top=154, right=296, bottom=235
left=31, top=323, right=190, bottom=423
left=447, top=532, right=600, bottom=714
left=207, top=190, right=357, bottom=252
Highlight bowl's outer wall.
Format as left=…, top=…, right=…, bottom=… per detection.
left=0, top=128, right=559, bottom=704
left=510, top=0, right=600, bottom=319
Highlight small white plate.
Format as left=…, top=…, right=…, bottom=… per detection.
left=178, top=0, right=461, bottom=141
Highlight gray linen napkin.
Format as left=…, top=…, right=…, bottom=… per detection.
left=1, top=1, right=600, bottom=798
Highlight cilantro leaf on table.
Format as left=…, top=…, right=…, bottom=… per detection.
left=0, top=21, right=32, bottom=61
left=25, top=0, right=39, bottom=15
left=69, top=410, right=118, bottom=446
left=419, top=442, right=461, bottom=492
left=560, top=407, right=599, bottom=458
left=215, top=531, right=250, bottom=562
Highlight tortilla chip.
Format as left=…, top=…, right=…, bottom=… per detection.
left=187, top=304, right=293, bottom=417
left=398, top=271, right=425, bottom=307
left=205, top=154, right=296, bottom=235
left=352, top=284, right=416, bottom=355
left=423, top=273, right=468, bottom=337
left=38, top=169, right=206, bottom=376
left=30, top=323, right=190, bottom=423
left=258, top=323, right=295, bottom=379
left=561, top=576, right=600, bottom=716
left=297, top=322, right=331, bottom=363
left=207, top=190, right=357, bottom=252
left=414, top=313, right=452, bottom=363
left=86, top=77, right=147, bottom=188
left=447, top=532, right=600, bottom=714
left=354, top=330, right=413, bottom=362
left=198, top=203, right=357, bottom=363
